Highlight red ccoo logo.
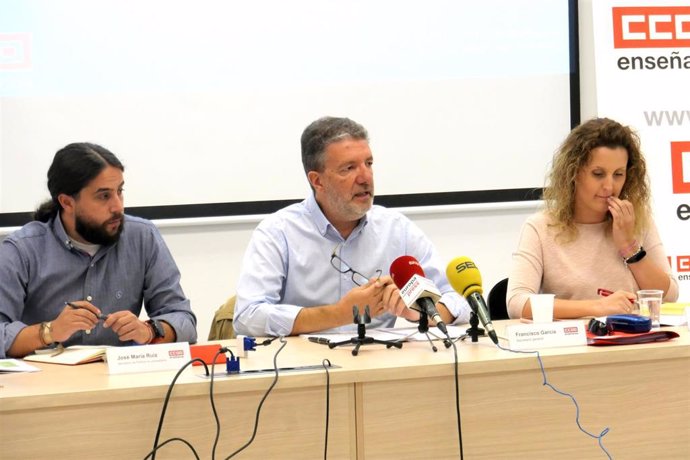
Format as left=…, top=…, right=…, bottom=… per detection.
left=671, top=141, right=690, bottom=194
left=0, top=33, right=32, bottom=70
left=676, top=255, right=690, bottom=272
left=612, top=6, right=690, bottom=48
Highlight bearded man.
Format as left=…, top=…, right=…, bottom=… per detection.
left=0, top=143, right=197, bottom=358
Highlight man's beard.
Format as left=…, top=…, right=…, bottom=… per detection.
left=324, top=188, right=373, bottom=223
left=75, top=213, right=124, bottom=246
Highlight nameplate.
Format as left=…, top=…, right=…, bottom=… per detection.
left=106, top=342, right=191, bottom=374
left=506, top=321, right=586, bottom=350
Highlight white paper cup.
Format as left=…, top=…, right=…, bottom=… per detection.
left=530, top=294, right=555, bottom=323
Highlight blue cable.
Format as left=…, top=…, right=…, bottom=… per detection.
left=496, top=342, right=612, bottom=459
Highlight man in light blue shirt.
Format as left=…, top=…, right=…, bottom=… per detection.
left=234, top=117, right=470, bottom=337
left=0, top=143, right=197, bottom=358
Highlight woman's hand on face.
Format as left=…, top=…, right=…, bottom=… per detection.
left=608, top=196, right=636, bottom=254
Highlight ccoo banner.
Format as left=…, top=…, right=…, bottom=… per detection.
left=592, top=0, right=690, bottom=299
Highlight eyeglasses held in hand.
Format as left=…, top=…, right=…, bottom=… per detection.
left=330, top=247, right=382, bottom=286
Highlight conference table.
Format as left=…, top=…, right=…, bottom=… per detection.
left=1, top=320, right=688, bottom=459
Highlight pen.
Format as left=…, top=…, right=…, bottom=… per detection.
left=308, top=337, right=331, bottom=345
left=65, top=302, right=108, bottom=320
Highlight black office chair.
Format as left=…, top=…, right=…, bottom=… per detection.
left=487, top=278, right=510, bottom=320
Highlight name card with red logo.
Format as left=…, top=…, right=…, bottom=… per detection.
left=106, top=342, right=191, bottom=374
left=506, top=321, right=587, bottom=350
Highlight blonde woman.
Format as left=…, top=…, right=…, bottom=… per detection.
left=507, top=118, right=678, bottom=319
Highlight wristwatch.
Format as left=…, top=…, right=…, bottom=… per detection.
left=39, top=321, right=55, bottom=346
left=624, top=246, right=647, bottom=265
left=146, top=319, right=165, bottom=343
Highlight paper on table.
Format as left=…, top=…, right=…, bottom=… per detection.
left=661, top=303, right=690, bottom=315
left=660, top=315, right=687, bottom=327
left=301, top=329, right=403, bottom=345
left=655, top=303, right=690, bottom=327
left=377, top=325, right=464, bottom=340
left=23, top=345, right=109, bottom=365
left=302, top=325, right=463, bottom=344
left=0, top=358, right=41, bottom=373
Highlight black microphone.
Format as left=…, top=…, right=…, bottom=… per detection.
left=445, top=257, right=498, bottom=344
left=415, top=297, right=449, bottom=336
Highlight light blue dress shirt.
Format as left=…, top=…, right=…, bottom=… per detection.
left=234, top=194, right=470, bottom=337
left=0, top=214, right=197, bottom=357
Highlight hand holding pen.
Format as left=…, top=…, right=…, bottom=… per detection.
left=66, top=302, right=108, bottom=320
left=597, top=288, right=637, bottom=314
left=54, top=301, right=105, bottom=337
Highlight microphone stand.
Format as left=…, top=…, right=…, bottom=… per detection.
left=466, top=311, right=485, bottom=343
left=328, top=305, right=403, bottom=356
left=399, top=312, right=450, bottom=352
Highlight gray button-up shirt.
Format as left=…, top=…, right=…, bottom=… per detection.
left=0, top=214, right=197, bottom=357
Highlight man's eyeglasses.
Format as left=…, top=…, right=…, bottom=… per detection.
left=330, top=248, right=382, bottom=286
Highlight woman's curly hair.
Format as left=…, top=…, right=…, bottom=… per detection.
left=543, top=117, right=651, bottom=242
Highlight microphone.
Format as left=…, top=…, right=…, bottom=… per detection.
left=389, top=255, right=448, bottom=335
left=445, top=257, right=498, bottom=344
